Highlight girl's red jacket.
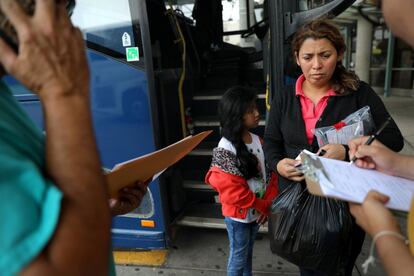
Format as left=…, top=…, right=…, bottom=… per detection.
left=205, top=147, right=278, bottom=219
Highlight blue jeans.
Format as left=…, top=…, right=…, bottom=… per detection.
left=225, top=217, right=260, bottom=276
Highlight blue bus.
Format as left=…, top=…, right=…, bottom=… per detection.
left=6, top=0, right=356, bottom=250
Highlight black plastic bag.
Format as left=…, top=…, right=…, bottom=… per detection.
left=269, top=182, right=353, bottom=274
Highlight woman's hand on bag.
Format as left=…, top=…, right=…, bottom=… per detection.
left=318, top=144, right=346, bottom=160
left=276, top=158, right=304, bottom=182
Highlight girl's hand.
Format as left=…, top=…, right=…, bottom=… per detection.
left=276, top=158, right=304, bottom=182
left=256, top=214, right=268, bottom=225
left=318, top=144, right=346, bottom=160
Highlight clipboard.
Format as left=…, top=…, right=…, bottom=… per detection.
left=299, top=151, right=414, bottom=212
left=106, top=130, right=212, bottom=197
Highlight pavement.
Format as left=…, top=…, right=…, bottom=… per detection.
left=115, top=94, right=414, bottom=276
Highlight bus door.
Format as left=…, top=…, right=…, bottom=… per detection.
left=70, top=0, right=170, bottom=249
left=145, top=0, right=357, bottom=237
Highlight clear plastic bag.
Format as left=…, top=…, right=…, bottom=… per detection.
left=269, top=183, right=353, bottom=274
left=313, top=106, right=374, bottom=147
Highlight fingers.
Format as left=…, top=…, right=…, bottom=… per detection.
left=354, top=158, right=376, bottom=169
left=349, top=137, right=387, bottom=159
left=291, top=175, right=305, bottom=182
left=34, top=0, right=56, bottom=26
left=122, top=193, right=140, bottom=205
left=118, top=181, right=147, bottom=200
left=119, top=187, right=144, bottom=200
left=349, top=203, right=360, bottom=218
left=0, top=37, right=17, bottom=72
left=365, top=190, right=390, bottom=204
left=55, top=0, right=73, bottom=30
left=349, top=201, right=370, bottom=229
left=353, top=144, right=374, bottom=159
left=285, top=166, right=302, bottom=175
left=348, top=136, right=370, bottom=156
left=133, top=181, right=149, bottom=193
left=0, top=0, right=30, bottom=38
left=284, top=158, right=299, bottom=166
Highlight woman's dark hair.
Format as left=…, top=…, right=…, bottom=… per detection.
left=291, top=18, right=359, bottom=95
left=218, top=86, right=259, bottom=180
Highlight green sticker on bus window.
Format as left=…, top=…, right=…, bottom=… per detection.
left=126, top=47, right=139, bottom=62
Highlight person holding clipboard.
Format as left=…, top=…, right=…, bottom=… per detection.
left=348, top=138, right=414, bottom=275
left=347, top=1, right=414, bottom=275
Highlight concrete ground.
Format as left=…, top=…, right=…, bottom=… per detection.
left=115, top=95, right=414, bottom=276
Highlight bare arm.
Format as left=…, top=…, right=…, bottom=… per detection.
left=0, top=1, right=111, bottom=274
left=350, top=191, right=414, bottom=276
left=376, top=235, right=414, bottom=276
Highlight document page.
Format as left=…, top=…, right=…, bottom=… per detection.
left=310, top=155, right=414, bottom=211
left=106, top=130, right=212, bottom=197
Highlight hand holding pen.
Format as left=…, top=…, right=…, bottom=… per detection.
left=350, top=117, right=392, bottom=164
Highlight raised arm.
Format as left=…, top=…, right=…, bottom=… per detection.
left=0, top=1, right=111, bottom=274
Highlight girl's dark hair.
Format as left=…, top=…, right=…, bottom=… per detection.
left=291, top=18, right=359, bottom=95
left=218, top=86, right=259, bottom=180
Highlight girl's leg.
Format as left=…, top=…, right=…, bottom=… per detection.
left=243, top=222, right=260, bottom=276
left=225, top=217, right=251, bottom=276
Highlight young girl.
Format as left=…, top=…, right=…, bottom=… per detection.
left=205, top=86, right=278, bottom=276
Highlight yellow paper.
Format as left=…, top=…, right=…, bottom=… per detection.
left=106, top=130, right=212, bottom=197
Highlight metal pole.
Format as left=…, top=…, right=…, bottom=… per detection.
left=384, top=32, right=395, bottom=97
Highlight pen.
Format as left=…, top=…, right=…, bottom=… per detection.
left=350, top=117, right=392, bottom=164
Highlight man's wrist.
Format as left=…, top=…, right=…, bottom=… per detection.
left=41, top=89, right=90, bottom=110
left=38, top=80, right=89, bottom=102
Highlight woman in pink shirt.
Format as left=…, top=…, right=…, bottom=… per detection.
left=264, top=19, right=403, bottom=276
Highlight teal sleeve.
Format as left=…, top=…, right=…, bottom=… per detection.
left=0, top=150, right=62, bottom=276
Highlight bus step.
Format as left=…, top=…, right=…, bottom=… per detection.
left=183, top=180, right=213, bottom=190
left=175, top=202, right=268, bottom=233
left=176, top=216, right=268, bottom=234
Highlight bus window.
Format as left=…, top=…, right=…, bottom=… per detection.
left=71, top=0, right=144, bottom=65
